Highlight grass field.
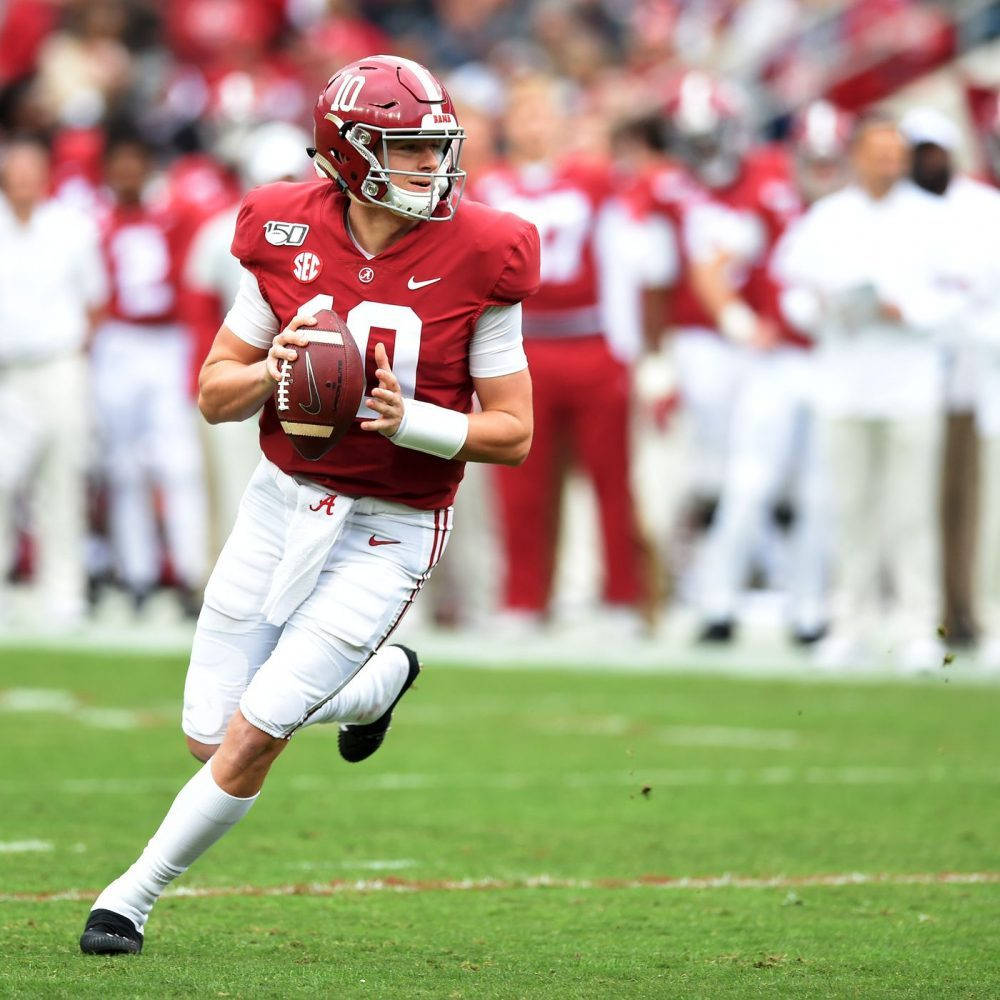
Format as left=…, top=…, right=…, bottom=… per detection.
left=2, top=647, right=999, bottom=998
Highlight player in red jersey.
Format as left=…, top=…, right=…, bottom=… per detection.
left=80, top=55, right=540, bottom=956
left=92, top=130, right=208, bottom=614
left=474, top=73, right=652, bottom=627
left=669, top=80, right=834, bottom=645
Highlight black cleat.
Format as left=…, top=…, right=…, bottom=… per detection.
left=80, top=908, right=143, bottom=955
left=698, top=619, right=734, bottom=644
left=338, top=645, right=420, bottom=763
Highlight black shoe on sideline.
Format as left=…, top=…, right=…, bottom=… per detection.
left=79, top=908, right=143, bottom=955
left=698, top=620, right=734, bottom=644
left=338, top=645, right=420, bottom=763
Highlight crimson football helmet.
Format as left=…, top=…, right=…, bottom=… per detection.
left=664, top=70, right=748, bottom=189
left=791, top=100, right=852, bottom=203
left=310, top=54, right=466, bottom=221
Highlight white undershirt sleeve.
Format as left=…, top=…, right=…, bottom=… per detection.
left=468, top=303, right=527, bottom=378
left=224, top=267, right=280, bottom=349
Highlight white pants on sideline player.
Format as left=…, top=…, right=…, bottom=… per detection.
left=182, top=457, right=451, bottom=744
left=671, top=328, right=747, bottom=500
left=821, top=413, right=942, bottom=657
left=91, top=320, right=207, bottom=593
left=198, top=417, right=260, bottom=564
left=697, top=347, right=828, bottom=634
left=0, top=351, right=89, bottom=625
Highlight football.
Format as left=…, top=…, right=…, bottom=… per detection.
left=274, top=308, right=366, bottom=460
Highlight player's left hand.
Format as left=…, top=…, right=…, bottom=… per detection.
left=360, top=342, right=404, bottom=437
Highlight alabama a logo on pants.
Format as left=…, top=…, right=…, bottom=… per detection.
left=292, top=252, right=322, bottom=283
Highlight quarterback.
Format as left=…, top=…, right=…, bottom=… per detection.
left=80, top=55, right=540, bottom=955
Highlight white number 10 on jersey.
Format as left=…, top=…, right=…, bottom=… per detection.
left=297, top=294, right=421, bottom=420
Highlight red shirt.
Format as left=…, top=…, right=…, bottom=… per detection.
left=632, top=148, right=806, bottom=345
left=473, top=159, right=611, bottom=339
left=101, top=202, right=183, bottom=325
left=231, top=182, right=540, bottom=510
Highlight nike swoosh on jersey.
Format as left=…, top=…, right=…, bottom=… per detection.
left=407, top=276, right=442, bottom=290
left=368, top=534, right=401, bottom=547
left=299, top=353, right=322, bottom=415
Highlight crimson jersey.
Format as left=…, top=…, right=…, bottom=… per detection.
left=231, top=182, right=540, bottom=510
left=628, top=158, right=713, bottom=329
left=101, top=202, right=184, bottom=325
left=632, top=148, right=806, bottom=344
left=472, top=159, right=611, bottom=338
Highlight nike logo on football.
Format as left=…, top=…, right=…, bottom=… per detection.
left=300, top=353, right=322, bottom=415
left=407, top=276, right=441, bottom=290
left=368, top=534, right=401, bottom=547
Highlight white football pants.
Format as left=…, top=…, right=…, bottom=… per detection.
left=0, top=352, right=89, bottom=623
left=697, top=348, right=828, bottom=632
left=672, top=329, right=747, bottom=499
left=182, top=458, right=450, bottom=743
left=92, top=321, right=207, bottom=591
left=822, top=413, right=941, bottom=644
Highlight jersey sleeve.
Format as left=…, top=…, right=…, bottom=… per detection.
left=224, top=267, right=280, bottom=349
left=468, top=303, right=527, bottom=378
left=230, top=189, right=261, bottom=268
left=486, top=218, right=541, bottom=306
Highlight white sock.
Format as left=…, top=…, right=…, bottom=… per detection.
left=302, top=645, right=410, bottom=727
left=92, top=761, right=257, bottom=932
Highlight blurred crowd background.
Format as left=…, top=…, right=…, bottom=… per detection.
left=3, top=0, right=1000, bottom=673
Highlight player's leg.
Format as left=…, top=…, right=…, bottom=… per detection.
left=495, top=341, right=562, bottom=617
left=695, top=354, right=795, bottom=639
left=81, top=462, right=289, bottom=953
left=92, top=323, right=159, bottom=603
left=0, top=366, right=43, bottom=620
left=150, top=327, right=209, bottom=606
left=30, top=354, right=90, bottom=625
left=816, top=415, right=881, bottom=666
left=939, top=409, right=979, bottom=644
left=569, top=340, right=644, bottom=610
left=885, top=413, right=944, bottom=670
left=785, top=395, right=830, bottom=641
left=244, top=501, right=448, bottom=751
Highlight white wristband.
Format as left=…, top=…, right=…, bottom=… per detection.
left=718, top=300, right=757, bottom=344
left=390, top=399, right=469, bottom=459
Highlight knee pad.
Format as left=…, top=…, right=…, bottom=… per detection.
left=182, top=608, right=279, bottom=744
left=240, top=625, right=363, bottom=740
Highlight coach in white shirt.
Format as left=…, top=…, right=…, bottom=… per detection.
left=900, top=108, right=1000, bottom=653
left=0, top=137, right=107, bottom=627
left=773, top=112, right=960, bottom=670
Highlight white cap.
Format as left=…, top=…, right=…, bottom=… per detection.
left=242, top=122, right=311, bottom=188
left=900, top=107, right=960, bottom=151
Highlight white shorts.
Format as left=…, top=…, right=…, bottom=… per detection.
left=182, top=458, right=451, bottom=743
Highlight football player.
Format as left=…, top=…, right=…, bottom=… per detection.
left=92, top=129, right=209, bottom=615
left=80, top=55, right=540, bottom=955
left=687, top=98, right=848, bottom=645
left=474, top=73, right=655, bottom=627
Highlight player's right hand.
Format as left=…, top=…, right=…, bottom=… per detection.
left=265, top=314, right=317, bottom=383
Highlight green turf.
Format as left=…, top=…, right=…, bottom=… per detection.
left=1, top=648, right=998, bottom=997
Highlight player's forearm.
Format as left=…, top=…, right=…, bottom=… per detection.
left=455, top=409, right=532, bottom=466
left=198, top=358, right=273, bottom=424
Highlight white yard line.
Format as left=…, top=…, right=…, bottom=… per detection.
left=3, top=870, right=999, bottom=904
left=0, top=764, right=998, bottom=798
left=0, top=688, right=145, bottom=729
left=3, top=620, right=999, bottom=685
left=0, top=840, right=53, bottom=854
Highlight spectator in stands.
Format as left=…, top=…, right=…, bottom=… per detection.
left=0, top=137, right=107, bottom=627
left=773, top=112, right=960, bottom=671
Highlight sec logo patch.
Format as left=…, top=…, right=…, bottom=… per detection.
left=293, top=252, right=322, bottom=283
